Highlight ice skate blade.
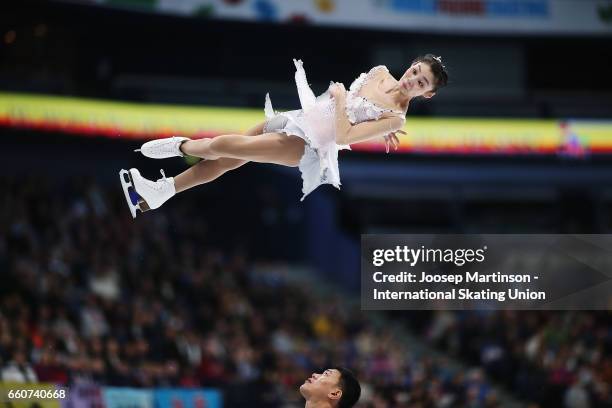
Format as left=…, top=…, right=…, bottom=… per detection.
left=119, top=169, right=151, bottom=219
left=119, top=169, right=138, bottom=218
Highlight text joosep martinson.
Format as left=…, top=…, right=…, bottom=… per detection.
left=370, top=245, right=546, bottom=302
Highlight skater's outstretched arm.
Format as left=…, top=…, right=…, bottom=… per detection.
left=329, top=83, right=405, bottom=146
left=341, top=115, right=405, bottom=146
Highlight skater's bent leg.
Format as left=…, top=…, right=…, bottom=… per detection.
left=173, top=121, right=267, bottom=193
left=173, top=158, right=244, bottom=193
left=183, top=133, right=305, bottom=167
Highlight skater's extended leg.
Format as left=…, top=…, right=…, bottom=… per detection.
left=173, top=158, right=246, bottom=193
left=181, top=133, right=305, bottom=167
left=173, top=121, right=266, bottom=193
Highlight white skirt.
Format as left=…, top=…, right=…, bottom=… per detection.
left=264, top=60, right=351, bottom=201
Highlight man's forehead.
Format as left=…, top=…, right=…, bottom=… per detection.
left=324, top=368, right=341, bottom=377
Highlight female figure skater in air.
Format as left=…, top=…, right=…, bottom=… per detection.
left=119, top=54, right=448, bottom=218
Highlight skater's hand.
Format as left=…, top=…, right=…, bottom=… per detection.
left=383, top=130, right=404, bottom=153
left=329, top=82, right=346, bottom=99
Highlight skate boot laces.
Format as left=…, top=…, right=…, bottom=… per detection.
left=140, top=169, right=170, bottom=191
left=154, top=169, right=172, bottom=188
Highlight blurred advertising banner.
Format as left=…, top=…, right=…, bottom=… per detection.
left=60, top=382, right=104, bottom=408
left=1, top=91, right=610, bottom=156
left=68, top=0, right=612, bottom=35
left=102, top=388, right=153, bottom=408
left=154, top=389, right=222, bottom=408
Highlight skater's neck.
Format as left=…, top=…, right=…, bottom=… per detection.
left=390, top=87, right=410, bottom=112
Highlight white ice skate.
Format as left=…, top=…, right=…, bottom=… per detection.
left=134, top=136, right=190, bottom=159
left=119, top=168, right=176, bottom=218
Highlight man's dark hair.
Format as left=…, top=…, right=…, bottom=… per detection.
left=333, top=366, right=361, bottom=408
left=412, top=53, right=449, bottom=92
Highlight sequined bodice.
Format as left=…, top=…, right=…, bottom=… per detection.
left=345, top=65, right=404, bottom=125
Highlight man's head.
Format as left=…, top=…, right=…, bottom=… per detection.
left=300, top=367, right=361, bottom=407
left=398, top=54, right=449, bottom=99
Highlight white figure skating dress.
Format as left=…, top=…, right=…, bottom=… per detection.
left=264, top=59, right=404, bottom=201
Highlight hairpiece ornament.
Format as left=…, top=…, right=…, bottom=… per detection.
left=433, top=55, right=443, bottom=64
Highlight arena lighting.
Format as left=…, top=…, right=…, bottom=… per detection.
left=1, top=91, right=611, bottom=154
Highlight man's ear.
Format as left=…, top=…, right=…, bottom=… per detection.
left=423, top=91, right=435, bottom=99
left=328, top=388, right=343, bottom=401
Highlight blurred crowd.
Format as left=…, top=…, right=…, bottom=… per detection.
left=425, top=310, right=612, bottom=408
left=0, top=176, right=503, bottom=407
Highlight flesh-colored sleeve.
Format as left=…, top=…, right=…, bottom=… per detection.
left=338, top=115, right=406, bottom=145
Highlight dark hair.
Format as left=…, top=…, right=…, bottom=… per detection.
left=412, top=53, right=448, bottom=92
left=333, top=366, right=361, bottom=408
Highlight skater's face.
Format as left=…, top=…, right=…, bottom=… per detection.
left=299, top=368, right=343, bottom=403
left=399, top=62, right=436, bottom=99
